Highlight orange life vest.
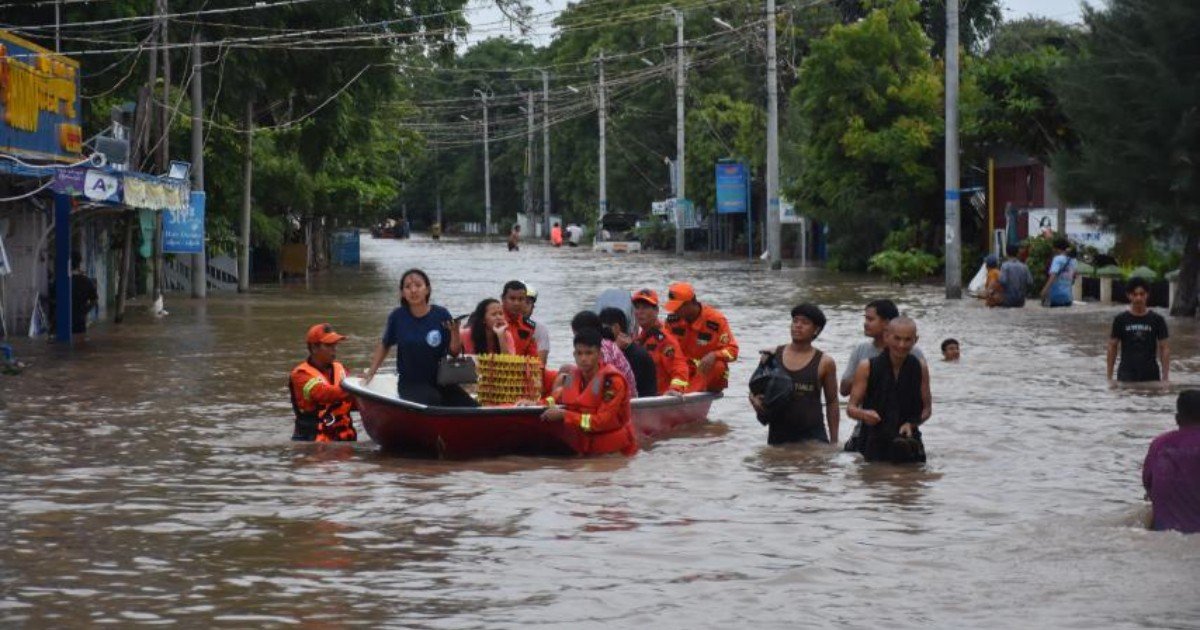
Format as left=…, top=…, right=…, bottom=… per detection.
left=289, top=360, right=357, bottom=442
left=636, top=323, right=690, bottom=394
left=554, top=364, right=638, bottom=456
left=504, top=310, right=540, bottom=359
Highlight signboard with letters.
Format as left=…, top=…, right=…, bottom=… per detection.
left=0, top=30, right=82, bottom=162
left=715, top=161, right=748, bottom=214
left=163, top=191, right=205, bottom=254
left=779, top=197, right=804, bottom=224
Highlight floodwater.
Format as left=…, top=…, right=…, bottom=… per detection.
left=2, top=236, right=1198, bottom=629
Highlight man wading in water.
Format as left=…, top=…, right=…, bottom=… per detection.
left=846, top=317, right=931, bottom=463
left=749, top=303, right=840, bottom=445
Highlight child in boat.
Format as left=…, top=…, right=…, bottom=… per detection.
left=539, top=328, right=638, bottom=456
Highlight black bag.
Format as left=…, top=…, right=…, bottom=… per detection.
left=436, top=355, right=478, bottom=386
left=748, top=347, right=793, bottom=426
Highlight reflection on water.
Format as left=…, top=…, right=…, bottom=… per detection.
left=2, top=236, right=1199, bottom=627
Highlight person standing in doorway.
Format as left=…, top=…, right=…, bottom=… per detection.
left=1107, top=277, right=1170, bottom=384
left=69, top=251, right=98, bottom=335
left=750, top=303, right=840, bottom=446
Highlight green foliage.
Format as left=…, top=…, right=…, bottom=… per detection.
left=1053, top=0, right=1200, bottom=314
left=831, top=0, right=1003, bottom=54
left=787, top=0, right=942, bottom=269
left=634, top=217, right=676, bottom=251
left=868, top=248, right=941, bottom=285
left=1023, top=235, right=1054, bottom=289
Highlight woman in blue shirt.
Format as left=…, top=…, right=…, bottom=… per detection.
left=1040, top=238, right=1076, bottom=307
left=365, top=269, right=475, bottom=406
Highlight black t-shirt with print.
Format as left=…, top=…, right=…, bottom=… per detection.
left=1111, top=310, right=1169, bottom=381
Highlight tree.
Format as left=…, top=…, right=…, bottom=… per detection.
left=832, top=0, right=1002, bottom=54
left=1054, top=0, right=1200, bottom=316
left=786, top=0, right=942, bottom=269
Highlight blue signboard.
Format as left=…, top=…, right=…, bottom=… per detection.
left=715, top=161, right=748, bottom=214
left=0, top=31, right=83, bottom=163
left=163, top=191, right=206, bottom=254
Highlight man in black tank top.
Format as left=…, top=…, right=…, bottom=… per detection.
left=846, top=317, right=931, bottom=462
left=749, top=304, right=841, bottom=445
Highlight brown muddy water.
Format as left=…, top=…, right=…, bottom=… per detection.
left=1, top=235, right=1198, bottom=628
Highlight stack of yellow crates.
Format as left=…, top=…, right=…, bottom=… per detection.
left=475, top=354, right=542, bottom=406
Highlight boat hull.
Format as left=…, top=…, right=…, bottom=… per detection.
left=343, top=376, right=719, bottom=458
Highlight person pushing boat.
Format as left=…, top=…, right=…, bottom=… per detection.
left=289, top=323, right=358, bottom=442
left=664, top=282, right=739, bottom=393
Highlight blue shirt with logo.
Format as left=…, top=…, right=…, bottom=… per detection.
left=382, top=304, right=453, bottom=388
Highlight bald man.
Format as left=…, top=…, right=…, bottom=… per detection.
left=846, top=317, right=932, bottom=463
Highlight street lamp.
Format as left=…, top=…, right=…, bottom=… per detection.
left=712, top=16, right=734, bottom=30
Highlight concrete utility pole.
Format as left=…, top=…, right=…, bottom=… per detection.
left=673, top=8, right=686, bottom=255
left=525, top=90, right=535, bottom=223
left=944, top=0, right=962, bottom=298
left=158, top=0, right=170, bottom=172
left=765, top=0, right=782, bottom=270
left=54, top=0, right=61, bottom=52
left=542, top=70, right=552, bottom=238
left=190, top=35, right=206, bottom=299
left=597, top=51, right=607, bottom=226
left=239, top=100, right=253, bottom=292
left=476, top=89, right=492, bottom=236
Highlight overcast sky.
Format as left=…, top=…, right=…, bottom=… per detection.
left=465, top=0, right=1094, bottom=47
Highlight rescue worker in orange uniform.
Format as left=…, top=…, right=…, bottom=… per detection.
left=289, top=323, right=357, bottom=442
left=541, top=328, right=638, bottom=456
left=664, top=282, right=739, bottom=393
left=501, top=280, right=540, bottom=359
left=631, top=288, right=690, bottom=396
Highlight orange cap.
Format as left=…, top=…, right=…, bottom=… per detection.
left=306, top=323, right=347, bottom=345
left=631, top=288, right=659, bottom=307
left=663, top=282, right=695, bottom=313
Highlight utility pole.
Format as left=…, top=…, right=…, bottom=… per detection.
left=542, top=70, right=551, bottom=239
left=597, top=51, right=607, bottom=226
left=151, top=0, right=169, bottom=311
left=157, top=0, right=170, bottom=172
left=944, top=0, right=962, bottom=298
left=239, top=100, right=253, bottom=292
left=476, top=89, right=492, bottom=236
left=525, top=90, right=534, bottom=225
left=673, top=8, right=686, bottom=255
left=765, top=0, right=782, bottom=270
left=190, top=35, right=206, bottom=299
left=54, top=0, right=61, bottom=52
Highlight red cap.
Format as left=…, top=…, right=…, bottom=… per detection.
left=663, top=282, right=696, bottom=313
left=306, top=323, right=347, bottom=345
left=631, top=288, right=659, bottom=307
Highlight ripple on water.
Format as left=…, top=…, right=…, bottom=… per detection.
left=1, top=236, right=1197, bottom=627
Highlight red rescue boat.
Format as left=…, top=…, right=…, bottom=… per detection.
left=343, top=375, right=720, bottom=458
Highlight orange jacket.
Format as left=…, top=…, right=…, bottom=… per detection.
left=289, top=360, right=356, bottom=442
left=666, top=303, right=739, bottom=366
left=504, top=310, right=540, bottom=359
left=549, top=364, right=638, bottom=456
left=636, top=323, right=690, bottom=394
left=550, top=226, right=563, bottom=246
